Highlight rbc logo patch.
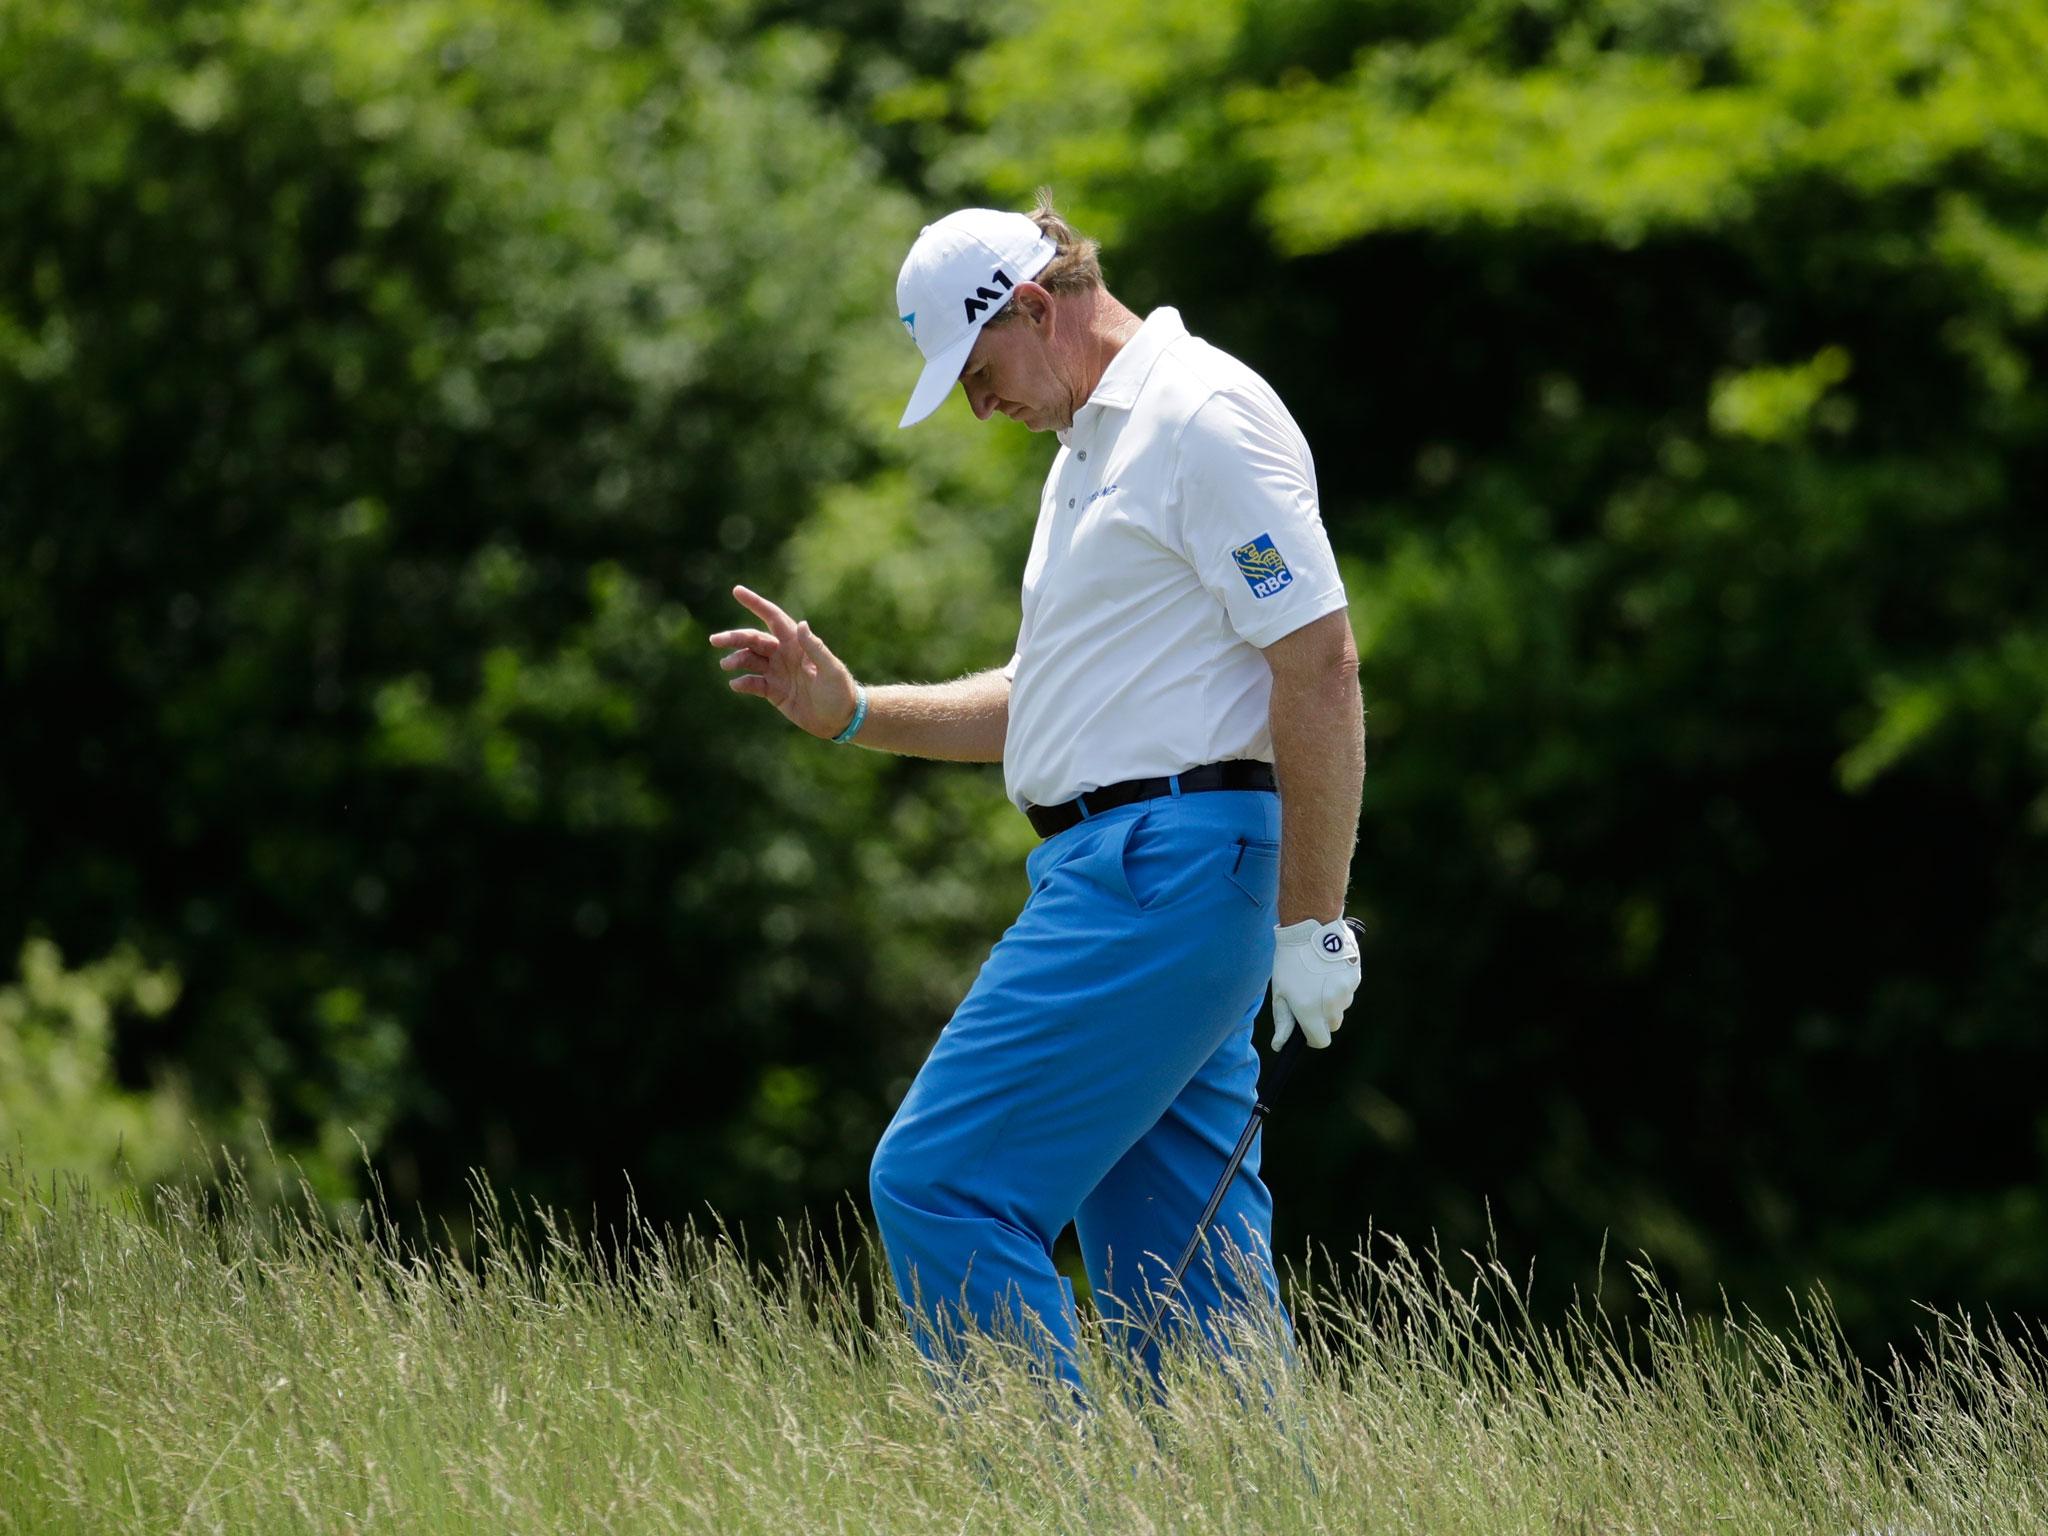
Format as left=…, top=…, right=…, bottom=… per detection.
left=1231, top=533, right=1294, bottom=600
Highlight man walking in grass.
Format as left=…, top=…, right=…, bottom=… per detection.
left=710, top=193, right=1364, bottom=1398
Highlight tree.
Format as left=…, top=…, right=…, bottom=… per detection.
left=922, top=0, right=2048, bottom=1338
left=0, top=939, right=196, bottom=1209
left=0, top=0, right=1033, bottom=1219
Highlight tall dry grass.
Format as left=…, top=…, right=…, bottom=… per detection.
left=1, top=1160, right=2040, bottom=1534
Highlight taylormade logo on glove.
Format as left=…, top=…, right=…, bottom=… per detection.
left=1270, top=918, right=1362, bottom=1050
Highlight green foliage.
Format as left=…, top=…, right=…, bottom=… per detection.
left=0, top=0, right=1030, bottom=1224
left=0, top=940, right=191, bottom=1199
left=1242, top=0, right=2048, bottom=249
left=1709, top=345, right=1853, bottom=442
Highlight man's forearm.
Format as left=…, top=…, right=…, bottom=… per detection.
left=851, top=668, right=1011, bottom=763
left=1269, top=659, right=1365, bottom=925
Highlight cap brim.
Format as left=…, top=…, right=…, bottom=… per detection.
left=898, top=328, right=978, bottom=429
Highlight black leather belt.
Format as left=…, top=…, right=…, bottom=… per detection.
left=1024, top=760, right=1277, bottom=839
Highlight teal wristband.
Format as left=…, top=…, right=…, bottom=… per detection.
left=831, top=684, right=869, bottom=745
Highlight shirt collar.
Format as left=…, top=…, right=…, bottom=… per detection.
left=1074, top=306, right=1186, bottom=423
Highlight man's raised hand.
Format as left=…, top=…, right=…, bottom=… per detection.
left=709, top=586, right=861, bottom=740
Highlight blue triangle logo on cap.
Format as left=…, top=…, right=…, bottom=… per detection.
left=900, top=311, right=916, bottom=339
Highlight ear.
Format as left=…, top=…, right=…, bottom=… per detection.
left=1010, top=281, right=1054, bottom=330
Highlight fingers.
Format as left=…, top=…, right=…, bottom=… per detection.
left=1270, top=995, right=1296, bottom=1053
left=719, top=588, right=833, bottom=718
left=732, top=585, right=801, bottom=647
left=1273, top=992, right=1342, bottom=1050
left=795, top=620, right=836, bottom=669
left=707, top=627, right=777, bottom=653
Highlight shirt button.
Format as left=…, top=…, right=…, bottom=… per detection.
left=1068, top=498, right=1075, bottom=508
left=1078, top=450, right=1088, bottom=461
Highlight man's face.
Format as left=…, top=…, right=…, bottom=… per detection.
left=957, top=290, right=1072, bottom=432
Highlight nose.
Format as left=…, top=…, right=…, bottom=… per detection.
left=963, top=376, right=999, bottom=421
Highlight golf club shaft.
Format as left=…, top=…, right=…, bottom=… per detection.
left=1130, top=917, right=1363, bottom=1361
left=1152, top=1042, right=1296, bottom=1310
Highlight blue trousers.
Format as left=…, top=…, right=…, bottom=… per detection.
left=869, top=787, right=1288, bottom=1396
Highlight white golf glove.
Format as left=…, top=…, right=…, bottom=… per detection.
left=1270, top=917, right=1361, bottom=1050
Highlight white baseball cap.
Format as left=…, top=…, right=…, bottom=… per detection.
left=895, top=209, right=1057, bottom=428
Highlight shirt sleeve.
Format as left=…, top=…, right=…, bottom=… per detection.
left=1172, top=387, right=1348, bottom=649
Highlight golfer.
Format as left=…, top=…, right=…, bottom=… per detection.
left=711, top=194, right=1364, bottom=1395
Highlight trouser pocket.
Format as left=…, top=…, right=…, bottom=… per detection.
left=1224, top=837, right=1280, bottom=909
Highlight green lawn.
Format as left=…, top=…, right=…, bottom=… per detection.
left=2, top=1167, right=2039, bottom=1534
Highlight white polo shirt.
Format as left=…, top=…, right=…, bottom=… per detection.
left=1002, top=307, right=1347, bottom=811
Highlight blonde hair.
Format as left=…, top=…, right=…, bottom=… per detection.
left=987, top=188, right=1102, bottom=325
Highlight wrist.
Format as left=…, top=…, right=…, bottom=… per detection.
left=830, top=683, right=869, bottom=744
left=1276, top=911, right=1341, bottom=934
left=1274, top=915, right=1362, bottom=964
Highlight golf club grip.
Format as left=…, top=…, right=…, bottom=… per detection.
left=1257, top=1028, right=1308, bottom=1106
left=1256, top=916, right=1365, bottom=1106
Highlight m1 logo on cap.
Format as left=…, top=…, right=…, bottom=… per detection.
left=962, top=267, right=1015, bottom=323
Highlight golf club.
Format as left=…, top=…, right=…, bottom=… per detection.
left=1130, top=915, right=1367, bottom=1364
